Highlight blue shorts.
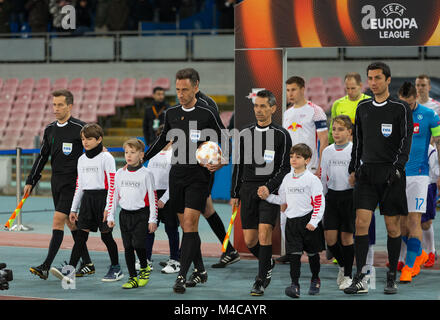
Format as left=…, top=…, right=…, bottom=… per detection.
left=422, top=183, right=437, bottom=223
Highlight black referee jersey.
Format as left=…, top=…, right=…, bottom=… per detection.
left=231, top=122, right=292, bottom=198
left=196, top=90, right=219, bottom=113
left=348, top=97, right=413, bottom=174
left=143, top=99, right=230, bottom=166
left=26, top=117, right=85, bottom=186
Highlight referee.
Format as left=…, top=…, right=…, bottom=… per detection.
left=27, top=89, right=93, bottom=280
left=143, top=68, right=230, bottom=294
left=344, top=62, right=413, bottom=295
left=230, top=89, right=292, bottom=296
left=193, top=69, right=240, bottom=268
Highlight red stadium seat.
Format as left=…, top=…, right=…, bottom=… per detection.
left=134, top=86, right=153, bottom=99
left=153, top=77, right=171, bottom=91
left=137, top=77, right=153, bottom=88
left=115, top=92, right=134, bottom=107
left=326, top=77, right=343, bottom=87
left=0, top=136, right=19, bottom=150
left=80, top=108, right=98, bottom=123
left=0, top=92, right=15, bottom=104
left=69, top=78, right=85, bottom=87
left=3, top=125, right=23, bottom=138
left=101, top=86, right=118, bottom=97
left=86, top=78, right=102, bottom=88
left=120, top=78, right=136, bottom=89
left=52, top=78, right=68, bottom=90
left=5, top=78, right=19, bottom=88
left=100, top=94, right=116, bottom=103
left=103, top=78, right=119, bottom=88
left=97, top=103, right=116, bottom=117
left=19, top=78, right=35, bottom=89
left=307, top=77, right=324, bottom=88
left=35, top=78, right=51, bottom=89
left=17, top=135, right=36, bottom=149
left=308, top=85, right=325, bottom=95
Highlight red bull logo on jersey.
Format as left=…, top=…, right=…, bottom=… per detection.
left=287, top=122, right=303, bottom=132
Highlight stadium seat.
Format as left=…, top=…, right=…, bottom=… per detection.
left=32, top=89, right=50, bottom=102
left=80, top=109, right=98, bottom=123
left=103, top=78, right=119, bottom=89
left=137, top=77, right=153, bottom=88
left=0, top=118, right=7, bottom=130
left=310, top=93, right=328, bottom=108
left=101, top=86, right=118, bottom=97
left=86, top=78, right=102, bottom=88
left=16, top=86, right=34, bottom=95
left=0, top=101, right=12, bottom=110
left=69, top=78, right=85, bottom=88
left=120, top=78, right=136, bottom=89
left=35, top=78, right=51, bottom=89
left=100, top=94, right=117, bottom=103
left=5, top=78, right=19, bottom=88
left=308, top=85, right=325, bottom=95
left=19, top=78, right=35, bottom=89
left=307, top=77, right=324, bottom=88
left=52, top=78, right=68, bottom=90
left=115, top=92, right=135, bottom=107
left=29, top=102, right=47, bottom=114
left=3, top=125, right=23, bottom=138
left=135, top=86, right=153, bottom=99
left=153, top=77, right=171, bottom=91
left=13, top=96, right=32, bottom=107
left=9, top=107, right=29, bottom=120
left=17, top=136, right=36, bottom=149
left=0, top=93, right=15, bottom=105
left=97, top=102, right=116, bottom=117
left=0, top=136, right=19, bottom=150
left=326, top=77, right=343, bottom=87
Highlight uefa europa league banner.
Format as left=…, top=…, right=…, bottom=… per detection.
left=235, top=0, right=440, bottom=49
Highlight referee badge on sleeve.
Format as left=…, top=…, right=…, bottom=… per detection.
left=62, top=142, right=73, bottom=155
left=381, top=124, right=392, bottom=137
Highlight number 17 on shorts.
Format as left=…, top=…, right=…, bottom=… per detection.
left=406, top=176, right=429, bottom=213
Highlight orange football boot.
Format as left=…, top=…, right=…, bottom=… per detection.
left=399, top=265, right=412, bottom=283
left=412, top=250, right=428, bottom=277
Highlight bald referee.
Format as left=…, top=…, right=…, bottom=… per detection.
left=27, top=89, right=93, bottom=280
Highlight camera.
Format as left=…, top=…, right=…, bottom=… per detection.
left=0, top=263, right=13, bottom=290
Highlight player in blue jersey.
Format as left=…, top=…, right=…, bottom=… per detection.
left=397, top=82, right=440, bottom=283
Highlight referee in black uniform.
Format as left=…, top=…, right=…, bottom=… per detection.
left=344, top=62, right=413, bottom=295
left=27, top=89, right=93, bottom=280
left=230, top=90, right=292, bottom=296
left=192, top=69, right=240, bottom=268
left=143, top=68, right=230, bottom=293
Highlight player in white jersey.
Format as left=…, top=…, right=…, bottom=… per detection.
left=321, top=115, right=355, bottom=290
left=262, top=143, right=325, bottom=298
left=416, top=74, right=440, bottom=115
left=107, top=138, right=158, bottom=289
left=49, top=124, right=122, bottom=284
left=146, top=140, right=181, bottom=274
left=279, top=76, right=329, bottom=264
left=421, top=144, right=439, bottom=267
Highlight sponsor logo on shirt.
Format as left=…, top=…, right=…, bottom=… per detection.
left=121, top=180, right=141, bottom=188
left=287, top=187, right=305, bottom=194
left=330, top=160, right=350, bottom=166
left=82, top=166, right=99, bottom=173
left=414, top=123, right=420, bottom=134
left=287, top=122, right=302, bottom=132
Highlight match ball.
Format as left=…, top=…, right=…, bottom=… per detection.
left=196, top=141, right=222, bottom=165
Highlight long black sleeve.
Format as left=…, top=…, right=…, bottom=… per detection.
left=395, top=102, right=413, bottom=171
left=25, top=125, right=51, bottom=187
left=349, top=105, right=363, bottom=174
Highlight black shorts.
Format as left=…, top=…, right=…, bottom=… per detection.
left=168, top=165, right=210, bottom=214
left=239, top=182, right=279, bottom=229
left=157, top=189, right=179, bottom=229
left=323, top=189, right=355, bottom=233
left=208, top=172, right=215, bottom=194
left=285, top=212, right=325, bottom=254
left=77, top=190, right=112, bottom=233
left=51, top=173, right=77, bottom=215
left=354, top=163, right=408, bottom=216
left=119, top=207, right=149, bottom=249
